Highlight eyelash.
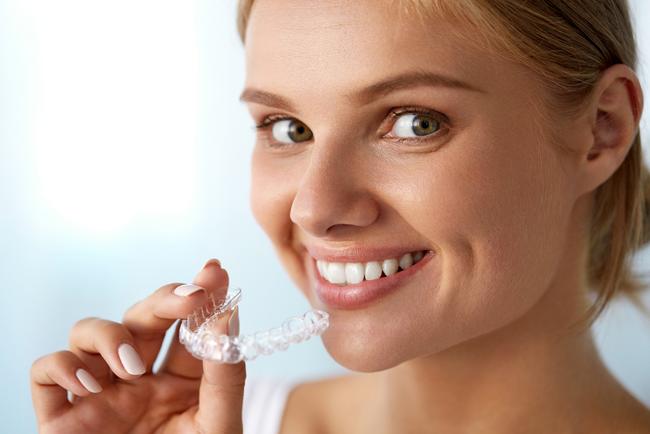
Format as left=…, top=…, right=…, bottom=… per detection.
left=253, top=106, right=450, bottom=148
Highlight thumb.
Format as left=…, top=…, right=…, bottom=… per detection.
left=194, top=301, right=247, bottom=433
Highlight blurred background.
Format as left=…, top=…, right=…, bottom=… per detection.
left=1, top=0, right=650, bottom=432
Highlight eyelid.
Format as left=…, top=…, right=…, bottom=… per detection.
left=389, top=106, right=448, bottom=124
left=254, top=113, right=296, bottom=130
left=253, top=106, right=451, bottom=146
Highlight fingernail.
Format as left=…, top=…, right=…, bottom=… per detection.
left=227, top=306, right=240, bottom=336
left=173, top=283, right=205, bottom=297
left=202, top=258, right=221, bottom=269
left=118, top=343, right=146, bottom=376
left=75, top=368, right=102, bottom=393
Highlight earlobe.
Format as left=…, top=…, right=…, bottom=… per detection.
left=577, top=64, right=643, bottom=194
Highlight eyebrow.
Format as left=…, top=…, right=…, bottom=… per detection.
left=239, top=70, right=485, bottom=111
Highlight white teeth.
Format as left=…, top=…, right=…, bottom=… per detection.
left=382, top=258, right=399, bottom=276
left=316, top=251, right=427, bottom=285
left=364, top=261, right=383, bottom=280
left=345, top=263, right=365, bottom=284
left=399, top=253, right=413, bottom=270
left=327, top=262, right=346, bottom=285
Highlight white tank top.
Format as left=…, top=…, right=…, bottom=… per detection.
left=242, top=377, right=297, bottom=434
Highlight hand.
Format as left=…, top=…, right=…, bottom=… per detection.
left=30, top=259, right=246, bottom=434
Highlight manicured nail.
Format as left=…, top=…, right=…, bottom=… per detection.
left=227, top=306, right=240, bottom=337
left=75, top=368, right=102, bottom=393
left=118, top=343, right=146, bottom=376
left=202, top=258, right=221, bottom=269
left=174, top=283, right=205, bottom=297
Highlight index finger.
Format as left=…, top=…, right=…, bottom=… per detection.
left=158, top=262, right=233, bottom=379
left=121, top=260, right=229, bottom=371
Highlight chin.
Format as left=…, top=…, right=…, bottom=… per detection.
left=322, top=338, right=405, bottom=373
left=318, top=322, right=423, bottom=372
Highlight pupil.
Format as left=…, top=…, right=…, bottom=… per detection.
left=413, top=116, right=437, bottom=136
left=288, top=121, right=312, bottom=142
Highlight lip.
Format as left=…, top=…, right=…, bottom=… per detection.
left=308, top=250, right=436, bottom=310
left=305, top=244, right=431, bottom=263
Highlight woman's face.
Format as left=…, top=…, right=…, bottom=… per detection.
left=242, top=0, right=582, bottom=371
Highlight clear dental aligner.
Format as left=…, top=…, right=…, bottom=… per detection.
left=179, top=287, right=330, bottom=363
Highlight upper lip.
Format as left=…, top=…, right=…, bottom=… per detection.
left=304, top=244, right=431, bottom=263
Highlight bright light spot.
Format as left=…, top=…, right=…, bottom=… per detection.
left=26, top=0, right=200, bottom=235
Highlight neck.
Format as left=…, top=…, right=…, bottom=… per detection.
left=368, top=288, right=629, bottom=433
left=376, top=314, right=609, bottom=432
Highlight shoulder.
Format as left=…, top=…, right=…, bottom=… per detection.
left=595, top=381, right=650, bottom=433
left=612, top=397, right=650, bottom=433
left=278, top=373, right=370, bottom=434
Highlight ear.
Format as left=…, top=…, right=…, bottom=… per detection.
left=575, top=63, right=644, bottom=196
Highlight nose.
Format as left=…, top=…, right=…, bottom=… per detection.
left=289, top=142, right=380, bottom=237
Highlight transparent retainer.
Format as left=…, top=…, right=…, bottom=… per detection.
left=179, top=287, right=330, bottom=363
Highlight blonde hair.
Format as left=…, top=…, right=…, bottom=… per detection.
left=236, top=0, right=650, bottom=329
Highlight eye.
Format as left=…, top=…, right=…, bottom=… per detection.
left=271, top=119, right=313, bottom=144
left=390, top=113, right=441, bottom=138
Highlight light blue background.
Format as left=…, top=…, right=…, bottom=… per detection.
left=2, top=1, right=650, bottom=432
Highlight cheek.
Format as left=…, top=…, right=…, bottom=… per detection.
left=352, top=124, right=571, bottom=368
left=250, top=150, right=311, bottom=291
left=319, top=141, right=572, bottom=372
left=414, top=121, right=572, bottom=341
left=250, top=150, right=291, bottom=240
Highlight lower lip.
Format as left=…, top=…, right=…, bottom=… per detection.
left=310, top=251, right=435, bottom=310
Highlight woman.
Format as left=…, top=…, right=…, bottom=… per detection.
left=30, top=0, right=650, bottom=432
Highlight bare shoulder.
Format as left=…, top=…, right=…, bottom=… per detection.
left=592, top=389, right=650, bottom=434
left=278, top=373, right=370, bottom=434
left=612, top=409, right=650, bottom=433
left=618, top=399, right=650, bottom=433
left=610, top=383, right=650, bottom=433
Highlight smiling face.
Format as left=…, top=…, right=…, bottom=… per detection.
left=242, top=0, right=586, bottom=371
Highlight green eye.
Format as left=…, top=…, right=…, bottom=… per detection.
left=272, top=119, right=313, bottom=144
left=391, top=113, right=441, bottom=137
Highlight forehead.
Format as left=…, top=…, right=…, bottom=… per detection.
left=243, top=0, right=524, bottom=102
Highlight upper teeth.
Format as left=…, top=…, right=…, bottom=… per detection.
left=316, top=250, right=426, bottom=286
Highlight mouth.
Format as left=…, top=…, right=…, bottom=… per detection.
left=307, top=249, right=436, bottom=310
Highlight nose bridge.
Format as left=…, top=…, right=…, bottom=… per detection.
left=289, top=136, right=379, bottom=236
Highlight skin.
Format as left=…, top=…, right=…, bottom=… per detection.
left=241, top=0, right=650, bottom=433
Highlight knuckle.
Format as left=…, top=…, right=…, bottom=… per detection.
left=69, top=316, right=133, bottom=348
left=71, top=316, right=100, bottom=330
left=30, top=355, right=47, bottom=376
left=122, top=283, right=180, bottom=319
left=51, top=350, right=75, bottom=366
left=96, top=322, right=133, bottom=346
left=121, top=302, right=140, bottom=323
left=69, top=316, right=100, bottom=342
left=31, top=351, right=76, bottom=377
left=96, top=319, right=122, bottom=334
